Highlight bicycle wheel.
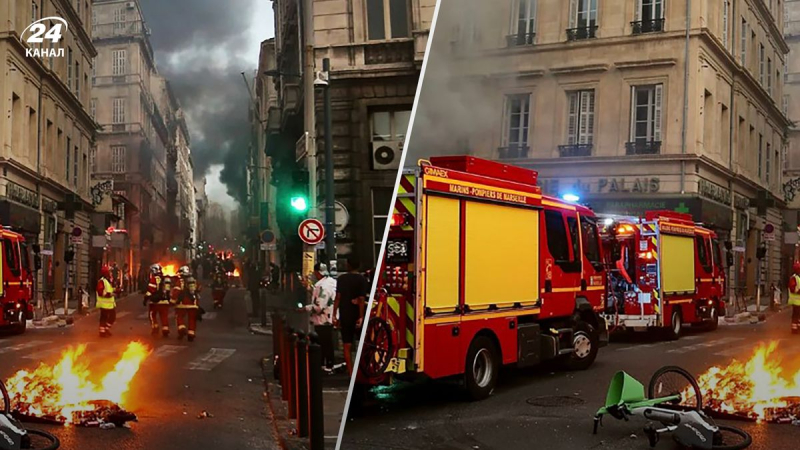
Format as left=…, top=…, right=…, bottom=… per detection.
left=648, top=366, right=703, bottom=411
left=24, top=428, right=60, bottom=450
left=712, top=424, right=752, bottom=450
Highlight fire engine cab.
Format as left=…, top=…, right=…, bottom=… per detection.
left=0, top=226, right=34, bottom=334
left=600, top=211, right=726, bottom=339
left=358, top=156, right=609, bottom=399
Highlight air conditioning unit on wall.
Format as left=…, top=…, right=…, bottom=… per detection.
left=125, top=2, right=135, bottom=9
left=371, top=140, right=403, bottom=170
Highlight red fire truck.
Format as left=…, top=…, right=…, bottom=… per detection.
left=0, top=226, right=34, bottom=334
left=358, top=156, right=609, bottom=399
left=599, top=211, right=726, bottom=339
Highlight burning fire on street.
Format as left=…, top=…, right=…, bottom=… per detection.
left=161, top=264, right=178, bottom=277
left=5, top=341, right=151, bottom=427
left=686, top=341, right=800, bottom=423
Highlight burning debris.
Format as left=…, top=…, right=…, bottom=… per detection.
left=5, top=342, right=151, bottom=427
left=687, top=341, right=800, bottom=423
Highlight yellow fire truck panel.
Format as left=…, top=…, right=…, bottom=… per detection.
left=662, top=234, right=696, bottom=294
left=425, top=195, right=461, bottom=314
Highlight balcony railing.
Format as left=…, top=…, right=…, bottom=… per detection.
left=625, top=140, right=662, bottom=155
left=92, top=21, right=150, bottom=39
left=506, top=32, right=536, bottom=47
left=566, top=25, right=598, bottom=41
left=631, top=18, right=665, bottom=34
left=364, top=40, right=415, bottom=65
left=558, top=144, right=593, bottom=157
left=497, top=145, right=530, bottom=159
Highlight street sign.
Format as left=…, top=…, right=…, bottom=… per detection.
left=260, top=243, right=277, bottom=251
left=260, top=229, right=276, bottom=244
left=298, top=218, right=325, bottom=245
left=70, top=235, right=83, bottom=245
left=317, top=201, right=350, bottom=232
left=764, top=223, right=775, bottom=241
left=764, top=233, right=775, bottom=241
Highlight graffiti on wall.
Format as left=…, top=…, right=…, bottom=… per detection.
left=783, top=177, right=800, bottom=208
left=90, top=179, right=114, bottom=212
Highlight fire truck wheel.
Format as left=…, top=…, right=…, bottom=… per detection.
left=666, top=310, right=682, bottom=341
left=705, top=306, right=719, bottom=331
left=562, top=322, right=598, bottom=371
left=464, top=336, right=499, bottom=400
left=13, top=309, right=27, bottom=335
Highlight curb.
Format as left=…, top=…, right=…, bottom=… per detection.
left=261, top=358, right=309, bottom=450
left=250, top=324, right=273, bottom=336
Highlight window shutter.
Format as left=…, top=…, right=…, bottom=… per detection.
left=634, top=0, right=642, bottom=22
left=502, top=95, right=510, bottom=146
left=578, top=91, right=589, bottom=144
left=568, top=92, right=578, bottom=145
left=629, top=85, right=637, bottom=142
left=584, top=91, right=595, bottom=144
left=654, top=84, right=663, bottom=141
left=530, top=0, right=537, bottom=33
left=569, top=0, right=577, bottom=29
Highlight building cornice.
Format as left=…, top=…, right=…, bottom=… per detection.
left=54, top=0, right=97, bottom=57
left=614, top=58, right=677, bottom=70
left=750, top=0, right=790, bottom=54
left=550, top=63, right=610, bottom=74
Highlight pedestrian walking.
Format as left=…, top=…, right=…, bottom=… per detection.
left=789, top=261, right=800, bottom=334
left=172, top=266, right=200, bottom=341
left=302, top=264, right=337, bottom=370
left=333, top=256, right=368, bottom=376
left=96, top=265, right=118, bottom=337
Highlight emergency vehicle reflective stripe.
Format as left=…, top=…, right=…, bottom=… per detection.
left=396, top=174, right=416, bottom=232
left=790, top=275, right=800, bottom=306
left=96, top=279, right=116, bottom=310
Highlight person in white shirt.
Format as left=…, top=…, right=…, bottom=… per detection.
left=304, top=264, right=337, bottom=369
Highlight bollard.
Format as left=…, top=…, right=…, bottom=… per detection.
left=295, top=332, right=309, bottom=438
left=287, top=330, right=298, bottom=419
left=307, top=341, right=324, bottom=450
left=281, top=322, right=291, bottom=398
left=273, top=314, right=282, bottom=381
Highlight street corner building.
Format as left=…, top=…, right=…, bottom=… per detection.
left=0, top=0, right=96, bottom=305
left=417, top=0, right=792, bottom=302
left=258, top=0, right=436, bottom=272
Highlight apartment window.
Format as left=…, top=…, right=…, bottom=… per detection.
left=90, top=147, right=96, bottom=172
left=366, top=0, right=410, bottom=40
left=568, top=0, right=598, bottom=40
left=372, top=188, right=393, bottom=263
left=73, top=146, right=78, bottom=186
left=785, top=62, right=789, bottom=82
left=76, top=0, right=81, bottom=16
left=82, top=154, right=87, bottom=191
left=114, top=8, right=126, bottom=28
left=111, top=146, right=126, bottom=173
left=758, top=133, right=763, bottom=179
left=67, top=47, right=73, bottom=89
left=31, top=1, right=38, bottom=22
left=501, top=94, right=531, bottom=158
left=90, top=98, right=96, bottom=120
left=767, top=58, right=772, bottom=94
left=740, top=19, right=747, bottom=65
left=112, top=50, right=126, bottom=76
left=510, top=0, right=537, bottom=45
left=66, top=138, right=71, bottom=180
left=759, top=44, right=765, bottom=85
left=92, top=10, right=96, bottom=25
left=371, top=109, right=411, bottom=143
left=566, top=90, right=595, bottom=145
left=629, top=84, right=663, bottom=152
left=112, top=98, right=126, bottom=124
left=74, top=62, right=80, bottom=96
left=766, top=142, right=771, bottom=185
left=784, top=95, right=790, bottom=117
left=722, top=0, right=730, bottom=48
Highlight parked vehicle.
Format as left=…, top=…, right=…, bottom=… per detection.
left=599, top=211, right=727, bottom=339
left=0, top=226, right=34, bottom=334
left=357, top=156, right=609, bottom=399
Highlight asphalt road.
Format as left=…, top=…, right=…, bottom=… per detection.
left=340, top=311, right=800, bottom=450
left=0, top=288, right=279, bottom=450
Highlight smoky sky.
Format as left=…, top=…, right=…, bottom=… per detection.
left=139, top=0, right=260, bottom=205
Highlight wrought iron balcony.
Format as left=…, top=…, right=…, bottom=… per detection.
left=631, top=18, right=665, bottom=34
left=506, top=32, right=536, bottom=47
left=625, top=140, right=662, bottom=155
left=558, top=144, right=593, bottom=157
left=364, top=40, right=415, bottom=65
left=566, top=25, right=598, bottom=41
left=497, top=145, right=530, bottom=159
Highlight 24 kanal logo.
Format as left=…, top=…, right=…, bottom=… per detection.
left=21, top=17, right=68, bottom=58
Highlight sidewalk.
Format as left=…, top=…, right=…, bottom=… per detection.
left=258, top=290, right=350, bottom=450
left=29, top=292, right=141, bottom=329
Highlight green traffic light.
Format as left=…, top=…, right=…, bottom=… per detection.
left=290, top=196, right=308, bottom=212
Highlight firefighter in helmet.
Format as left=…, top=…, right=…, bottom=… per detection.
left=172, top=265, right=200, bottom=341
left=789, top=261, right=800, bottom=334
left=149, top=275, right=173, bottom=337
left=97, top=265, right=118, bottom=337
left=144, top=264, right=163, bottom=306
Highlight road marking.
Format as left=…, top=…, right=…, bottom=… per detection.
left=187, top=348, right=236, bottom=371
left=202, top=312, right=217, bottom=320
left=666, top=337, right=744, bottom=354
left=116, top=311, right=130, bottom=319
left=0, top=340, right=52, bottom=355
left=712, top=339, right=797, bottom=358
left=152, top=345, right=187, bottom=359
left=616, top=335, right=701, bottom=351
left=137, top=313, right=149, bottom=320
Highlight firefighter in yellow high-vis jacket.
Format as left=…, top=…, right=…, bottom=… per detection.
left=96, top=265, right=118, bottom=337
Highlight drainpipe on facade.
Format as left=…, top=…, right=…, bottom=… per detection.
left=680, top=0, right=691, bottom=194
left=728, top=0, right=737, bottom=310
left=35, top=69, right=43, bottom=317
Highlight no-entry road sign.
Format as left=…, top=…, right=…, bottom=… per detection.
left=298, top=218, right=325, bottom=245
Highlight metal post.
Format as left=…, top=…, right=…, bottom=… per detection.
left=281, top=323, right=291, bottom=396
left=260, top=286, right=267, bottom=327
left=272, top=314, right=281, bottom=381
left=296, top=333, right=309, bottom=437
left=308, top=341, right=324, bottom=450
left=287, top=330, right=298, bottom=418
left=303, top=0, right=317, bottom=216
left=322, top=58, right=336, bottom=268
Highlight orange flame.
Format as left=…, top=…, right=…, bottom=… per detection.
left=6, top=342, right=151, bottom=424
left=233, top=268, right=241, bottom=277
left=161, top=264, right=178, bottom=277
left=689, top=341, right=800, bottom=421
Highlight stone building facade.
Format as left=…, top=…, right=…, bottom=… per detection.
left=414, top=0, right=790, bottom=299
left=0, top=0, right=96, bottom=307
left=269, top=0, right=436, bottom=270
left=783, top=0, right=800, bottom=271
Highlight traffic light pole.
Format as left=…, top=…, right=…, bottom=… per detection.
left=322, top=58, right=336, bottom=268
left=302, top=0, right=317, bottom=284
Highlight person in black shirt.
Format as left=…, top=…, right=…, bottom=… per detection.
left=333, top=256, right=369, bottom=376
